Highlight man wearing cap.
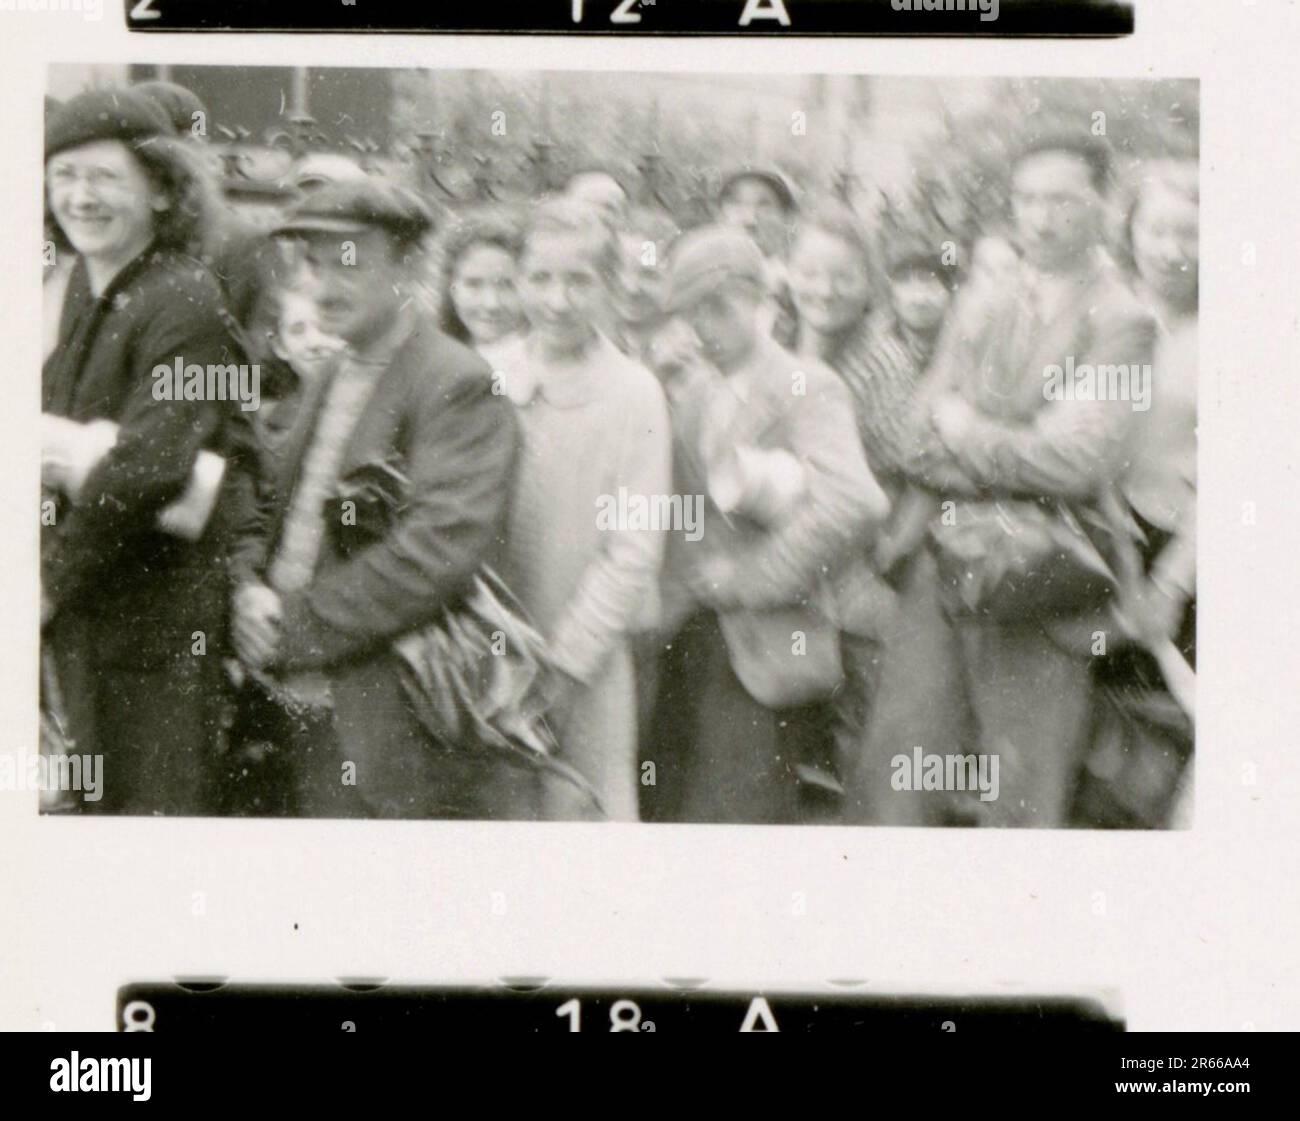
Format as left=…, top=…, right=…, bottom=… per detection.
left=228, top=179, right=523, bottom=819
left=716, top=167, right=800, bottom=348
left=651, top=224, right=888, bottom=823
left=42, top=87, right=259, bottom=814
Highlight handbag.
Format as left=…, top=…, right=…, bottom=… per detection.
left=931, top=498, right=1118, bottom=620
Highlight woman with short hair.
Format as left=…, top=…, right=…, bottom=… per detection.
left=493, top=200, right=673, bottom=820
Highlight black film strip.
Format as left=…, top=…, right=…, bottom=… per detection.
left=117, top=981, right=1124, bottom=1031
left=123, top=0, right=1136, bottom=37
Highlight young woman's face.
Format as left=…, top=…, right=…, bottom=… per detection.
left=46, top=140, right=164, bottom=265
left=450, top=241, right=523, bottom=346
left=890, top=270, right=952, bottom=336
left=518, top=230, right=605, bottom=354
left=788, top=226, right=872, bottom=336
left=273, top=290, right=344, bottom=380
left=1131, top=183, right=1199, bottom=312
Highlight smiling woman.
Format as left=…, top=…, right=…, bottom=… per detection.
left=41, top=87, right=259, bottom=816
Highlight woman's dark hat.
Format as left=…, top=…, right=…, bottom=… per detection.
left=45, top=87, right=172, bottom=161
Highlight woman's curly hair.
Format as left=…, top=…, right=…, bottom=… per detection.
left=125, top=134, right=214, bottom=255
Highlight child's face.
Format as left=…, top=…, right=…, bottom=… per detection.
left=273, top=290, right=344, bottom=379
left=518, top=229, right=605, bottom=354
left=450, top=240, right=523, bottom=346
left=684, top=280, right=763, bottom=372
left=788, top=226, right=872, bottom=336
left=890, top=270, right=952, bottom=336
left=614, top=233, right=672, bottom=326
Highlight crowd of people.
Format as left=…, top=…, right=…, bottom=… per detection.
left=40, top=80, right=1198, bottom=826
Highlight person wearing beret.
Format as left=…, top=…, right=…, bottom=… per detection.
left=41, top=87, right=260, bottom=815
left=228, top=180, right=527, bottom=819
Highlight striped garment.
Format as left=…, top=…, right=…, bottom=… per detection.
left=830, top=309, right=935, bottom=483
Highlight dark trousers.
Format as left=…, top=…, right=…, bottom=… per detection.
left=77, top=657, right=224, bottom=816
left=643, top=610, right=835, bottom=825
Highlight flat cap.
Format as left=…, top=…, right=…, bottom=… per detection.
left=45, top=87, right=172, bottom=161
left=271, top=177, right=434, bottom=243
left=717, top=167, right=797, bottom=213
left=667, top=224, right=766, bottom=313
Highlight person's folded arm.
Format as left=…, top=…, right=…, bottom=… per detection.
left=941, top=310, right=1156, bottom=499
left=728, top=370, right=890, bottom=610
left=894, top=306, right=988, bottom=498
left=43, top=295, right=236, bottom=614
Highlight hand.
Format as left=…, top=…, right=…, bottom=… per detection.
left=688, top=554, right=742, bottom=610
left=931, top=395, right=974, bottom=448
left=41, top=453, right=71, bottom=494
left=1116, top=578, right=1183, bottom=646
left=232, top=583, right=282, bottom=670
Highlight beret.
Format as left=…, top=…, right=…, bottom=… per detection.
left=45, top=87, right=172, bottom=161
left=135, top=80, right=209, bottom=135
left=271, top=177, right=434, bottom=243
left=667, top=223, right=766, bottom=313
left=716, top=167, right=797, bottom=213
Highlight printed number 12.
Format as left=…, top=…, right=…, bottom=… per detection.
left=572, top=1, right=643, bottom=24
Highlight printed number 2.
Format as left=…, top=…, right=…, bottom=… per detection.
left=572, top=1, right=643, bottom=24
left=122, top=1000, right=156, bottom=1031
left=130, top=0, right=161, bottom=19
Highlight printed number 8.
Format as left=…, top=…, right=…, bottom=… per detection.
left=609, top=1000, right=643, bottom=1031
left=122, top=1000, right=156, bottom=1032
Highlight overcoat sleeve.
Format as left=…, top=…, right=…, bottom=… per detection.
left=274, top=361, right=519, bottom=671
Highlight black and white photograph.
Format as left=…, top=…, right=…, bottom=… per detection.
left=5, top=0, right=1300, bottom=1052
left=39, top=62, right=1198, bottom=828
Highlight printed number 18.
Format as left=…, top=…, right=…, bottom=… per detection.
left=556, top=998, right=653, bottom=1031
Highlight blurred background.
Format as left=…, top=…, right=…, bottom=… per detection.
left=48, top=63, right=1198, bottom=242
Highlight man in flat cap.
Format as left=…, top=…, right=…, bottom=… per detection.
left=649, top=224, right=888, bottom=823
left=228, top=179, right=525, bottom=818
